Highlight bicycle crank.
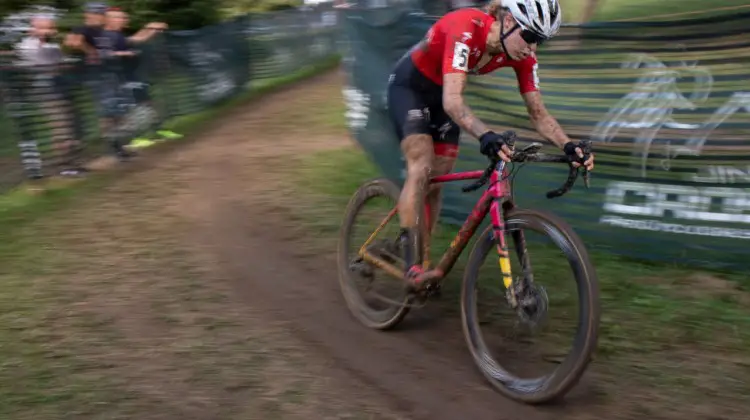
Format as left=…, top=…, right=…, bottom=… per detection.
left=348, top=257, right=432, bottom=310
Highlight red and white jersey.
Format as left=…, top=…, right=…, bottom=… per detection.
left=410, top=8, right=540, bottom=94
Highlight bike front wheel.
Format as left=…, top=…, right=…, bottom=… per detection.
left=461, top=208, right=600, bottom=404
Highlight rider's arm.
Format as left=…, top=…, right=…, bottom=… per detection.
left=439, top=21, right=493, bottom=139
left=515, top=56, right=573, bottom=150
left=524, top=90, right=594, bottom=169
left=522, top=90, right=573, bottom=150
left=443, top=72, right=491, bottom=139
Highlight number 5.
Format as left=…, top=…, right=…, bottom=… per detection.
left=452, top=42, right=470, bottom=72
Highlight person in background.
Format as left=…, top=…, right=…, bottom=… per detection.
left=97, top=7, right=168, bottom=159
left=64, top=2, right=167, bottom=61
left=64, top=3, right=168, bottom=160
left=15, top=14, right=86, bottom=177
left=64, top=2, right=108, bottom=64
left=101, top=6, right=168, bottom=57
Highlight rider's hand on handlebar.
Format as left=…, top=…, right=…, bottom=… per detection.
left=563, top=141, right=595, bottom=171
left=479, top=131, right=514, bottom=163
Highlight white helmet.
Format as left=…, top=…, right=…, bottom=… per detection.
left=503, top=0, right=562, bottom=38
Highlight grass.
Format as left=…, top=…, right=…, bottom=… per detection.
left=287, top=144, right=750, bottom=415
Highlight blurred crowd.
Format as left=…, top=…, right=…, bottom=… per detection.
left=1, top=2, right=168, bottom=179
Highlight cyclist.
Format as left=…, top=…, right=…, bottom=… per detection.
left=386, top=0, right=595, bottom=287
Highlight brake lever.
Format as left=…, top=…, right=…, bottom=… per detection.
left=462, top=132, right=518, bottom=193
left=582, top=170, right=590, bottom=189
left=546, top=162, right=578, bottom=199
left=579, top=140, right=593, bottom=190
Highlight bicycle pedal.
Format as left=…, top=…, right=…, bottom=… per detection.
left=349, top=258, right=374, bottom=278
left=406, top=281, right=441, bottom=301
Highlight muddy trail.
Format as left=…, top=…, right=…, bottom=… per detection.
left=144, top=70, right=606, bottom=420
left=2, top=69, right=661, bottom=419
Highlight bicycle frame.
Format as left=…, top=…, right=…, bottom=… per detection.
left=359, top=160, right=519, bottom=289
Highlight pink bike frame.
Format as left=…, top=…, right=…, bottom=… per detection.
left=426, top=161, right=515, bottom=287
left=359, top=161, right=517, bottom=286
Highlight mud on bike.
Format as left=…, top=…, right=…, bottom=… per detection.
left=337, top=135, right=600, bottom=404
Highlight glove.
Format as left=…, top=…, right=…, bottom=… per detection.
left=479, top=130, right=515, bottom=158
left=563, top=141, right=591, bottom=165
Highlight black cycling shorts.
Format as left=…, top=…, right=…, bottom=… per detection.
left=387, top=53, right=460, bottom=157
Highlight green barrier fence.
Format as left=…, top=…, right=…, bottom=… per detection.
left=0, top=6, right=341, bottom=191
left=340, top=5, right=750, bottom=270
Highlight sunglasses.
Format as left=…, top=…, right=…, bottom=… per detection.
left=519, top=28, right=547, bottom=46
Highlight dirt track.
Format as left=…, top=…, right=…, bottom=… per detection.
left=3, top=69, right=641, bottom=419
left=151, top=69, right=608, bottom=420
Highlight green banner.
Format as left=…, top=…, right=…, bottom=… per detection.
left=340, top=7, right=750, bottom=270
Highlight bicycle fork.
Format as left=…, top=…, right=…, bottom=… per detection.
left=489, top=162, right=532, bottom=309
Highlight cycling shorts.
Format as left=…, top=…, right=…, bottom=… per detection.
left=386, top=53, right=460, bottom=158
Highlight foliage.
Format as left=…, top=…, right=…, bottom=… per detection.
left=1, top=0, right=308, bottom=29
left=0, top=0, right=307, bottom=32
left=223, top=0, right=304, bottom=15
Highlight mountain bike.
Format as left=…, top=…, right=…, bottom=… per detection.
left=337, top=134, right=600, bottom=404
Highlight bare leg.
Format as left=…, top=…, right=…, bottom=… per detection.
left=423, top=154, right=456, bottom=256
left=398, top=134, right=434, bottom=272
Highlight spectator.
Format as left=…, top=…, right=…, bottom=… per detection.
left=15, top=15, right=63, bottom=66
left=96, top=7, right=167, bottom=159
left=14, top=14, right=86, bottom=177
left=64, top=3, right=167, bottom=161
left=64, top=3, right=167, bottom=62
left=101, top=7, right=168, bottom=57
left=64, top=2, right=108, bottom=64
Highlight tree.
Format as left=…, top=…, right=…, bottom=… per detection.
left=114, top=0, right=222, bottom=30
left=222, top=0, right=303, bottom=16
left=0, top=0, right=305, bottom=32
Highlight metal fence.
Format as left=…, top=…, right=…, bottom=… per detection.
left=0, top=7, right=341, bottom=191
left=340, top=5, right=750, bottom=270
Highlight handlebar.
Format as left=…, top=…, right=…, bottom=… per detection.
left=461, top=136, right=593, bottom=199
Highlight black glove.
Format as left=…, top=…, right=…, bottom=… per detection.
left=479, top=130, right=515, bottom=158
left=563, top=141, right=592, bottom=164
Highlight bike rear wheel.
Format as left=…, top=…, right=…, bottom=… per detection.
left=337, top=178, right=411, bottom=330
left=460, top=208, right=600, bottom=404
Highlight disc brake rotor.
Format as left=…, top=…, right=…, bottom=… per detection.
left=517, top=284, right=549, bottom=328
